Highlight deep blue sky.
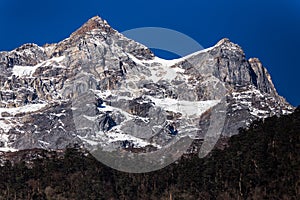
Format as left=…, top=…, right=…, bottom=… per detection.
left=0, top=0, right=299, bottom=106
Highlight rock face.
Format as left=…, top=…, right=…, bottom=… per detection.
left=0, top=16, right=293, bottom=153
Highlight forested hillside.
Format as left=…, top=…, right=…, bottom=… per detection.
left=0, top=107, right=299, bottom=199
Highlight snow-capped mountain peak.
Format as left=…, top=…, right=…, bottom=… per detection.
left=0, top=16, right=293, bottom=155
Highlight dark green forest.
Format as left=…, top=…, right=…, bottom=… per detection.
left=0, top=107, right=299, bottom=200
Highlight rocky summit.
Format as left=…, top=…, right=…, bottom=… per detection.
left=0, top=16, right=294, bottom=155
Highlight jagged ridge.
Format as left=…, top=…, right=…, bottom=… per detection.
left=0, top=16, right=294, bottom=153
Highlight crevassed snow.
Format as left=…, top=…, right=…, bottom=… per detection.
left=12, top=56, right=65, bottom=77
left=148, top=96, right=220, bottom=117
left=12, top=65, right=40, bottom=77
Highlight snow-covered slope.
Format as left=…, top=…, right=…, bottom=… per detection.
left=0, top=16, right=294, bottom=154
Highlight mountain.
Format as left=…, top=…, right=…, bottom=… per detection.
left=0, top=16, right=294, bottom=157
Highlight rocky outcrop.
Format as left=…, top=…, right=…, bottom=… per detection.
left=249, top=58, right=277, bottom=96
left=6, top=43, right=48, bottom=67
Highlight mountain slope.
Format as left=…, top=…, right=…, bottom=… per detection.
left=0, top=16, right=294, bottom=154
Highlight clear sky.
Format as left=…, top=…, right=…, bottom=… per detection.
left=0, top=0, right=299, bottom=106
